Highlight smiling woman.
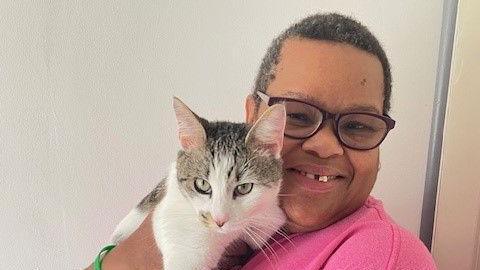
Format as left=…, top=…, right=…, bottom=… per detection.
left=247, top=36, right=388, bottom=233
left=241, top=13, right=436, bottom=269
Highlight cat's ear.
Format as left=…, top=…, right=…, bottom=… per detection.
left=245, top=104, right=286, bottom=159
left=173, top=97, right=206, bottom=151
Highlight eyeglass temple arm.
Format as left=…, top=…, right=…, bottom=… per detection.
left=255, top=91, right=270, bottom=104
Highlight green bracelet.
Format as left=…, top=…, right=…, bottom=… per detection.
left=94, top=244, right=116, bottom=270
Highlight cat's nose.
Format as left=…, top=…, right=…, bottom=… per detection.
left=213, top=215, right=229, bottom=227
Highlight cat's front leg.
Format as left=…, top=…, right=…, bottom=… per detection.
left=110, top=208, right=148, bottom=244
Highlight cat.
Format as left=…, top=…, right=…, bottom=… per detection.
left=111, top=97, right=287, bottom=270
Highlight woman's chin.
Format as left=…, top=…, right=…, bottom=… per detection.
left=282, top=205, right=340, bottom=233
left=283, top=216, right=326, bottom=233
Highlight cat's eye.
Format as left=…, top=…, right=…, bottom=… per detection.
left=234, top=183, right=253, bottom=196
left=194, top=178, right=212, bottom=195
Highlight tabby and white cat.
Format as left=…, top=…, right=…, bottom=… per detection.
left=111, top=97, right=286, bottom=270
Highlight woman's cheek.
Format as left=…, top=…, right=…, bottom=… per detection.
left=345, top=149, right=379, bottom=199
left=281, top=139, right=297, bottom=157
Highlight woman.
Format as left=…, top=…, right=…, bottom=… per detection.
left=88, top=13, right=436, bottom=269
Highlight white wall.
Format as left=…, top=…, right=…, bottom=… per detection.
left=0, top=1, right=443, bottom=269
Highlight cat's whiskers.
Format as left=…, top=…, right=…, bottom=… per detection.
left=277, top=193, right=298, bottom=197
left=274, top=228, right=296, bottom=248
left=247, top=227, right=280, bottom=266
left=248, top=219, right=295, bottom=250
left=248, top=222, right=288, bottom=253
left=250, top=217, right=297, bottom=249
left=243, top=228, right=274, bottom=269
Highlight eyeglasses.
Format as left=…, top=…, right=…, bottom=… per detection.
left=256, top=91, right=396, bottom=150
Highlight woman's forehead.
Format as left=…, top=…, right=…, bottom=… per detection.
left=267, top=39, right=384, bottom=114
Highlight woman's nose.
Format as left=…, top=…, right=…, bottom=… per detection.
left=301, top=122, right=344, bottom=158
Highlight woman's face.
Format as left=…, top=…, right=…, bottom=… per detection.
left=246, top=38, right=385, bottom=233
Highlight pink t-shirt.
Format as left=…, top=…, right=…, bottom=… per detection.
left=242, top=196, right=437, bottom=270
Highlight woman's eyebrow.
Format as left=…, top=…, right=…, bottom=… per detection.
left=282, top=91, right=381, bottom=114
left=342, top=105, right=381, bottom=114
left=282, top=91, right=314, bottom=100
left=282, top=91, right=326, bottom=107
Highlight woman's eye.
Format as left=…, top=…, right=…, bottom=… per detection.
left=342, top=121, right=376, bottom=133
left=234, top=183, right=253, bottom=196
left=287, top=113, right=313, bottom=124
left=194, top=178, right=212, bottom=195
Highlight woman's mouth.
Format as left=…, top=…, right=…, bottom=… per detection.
left=295, top=169, right=337, bottom=182
left=287, top=168, right=346, bottom=193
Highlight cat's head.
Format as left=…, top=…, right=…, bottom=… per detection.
left=173, top=97, right=285, bottom=234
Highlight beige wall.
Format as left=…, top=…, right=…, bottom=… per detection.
left=432, top=0, right=480, bottom=269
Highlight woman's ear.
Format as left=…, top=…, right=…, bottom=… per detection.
left=245, top=94, right=257, bottom=125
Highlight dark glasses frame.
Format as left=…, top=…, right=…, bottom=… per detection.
left=256, top=91, right=396, bottom=150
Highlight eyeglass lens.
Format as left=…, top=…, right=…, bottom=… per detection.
left=281, top=100, right=388, bottom=149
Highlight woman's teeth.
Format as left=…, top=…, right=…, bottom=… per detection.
left=296, top=170, right=336, bottom=182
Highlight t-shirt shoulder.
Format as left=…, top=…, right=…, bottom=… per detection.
left=322, top=197, right=437, bottom=270
left=394, top=226, right=437, bottom=270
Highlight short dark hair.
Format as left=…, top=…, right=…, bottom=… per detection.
left=253, top=13, right=392, bottom=113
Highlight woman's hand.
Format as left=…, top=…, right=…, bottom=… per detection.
left=85, top=213, right=163, bottom=270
